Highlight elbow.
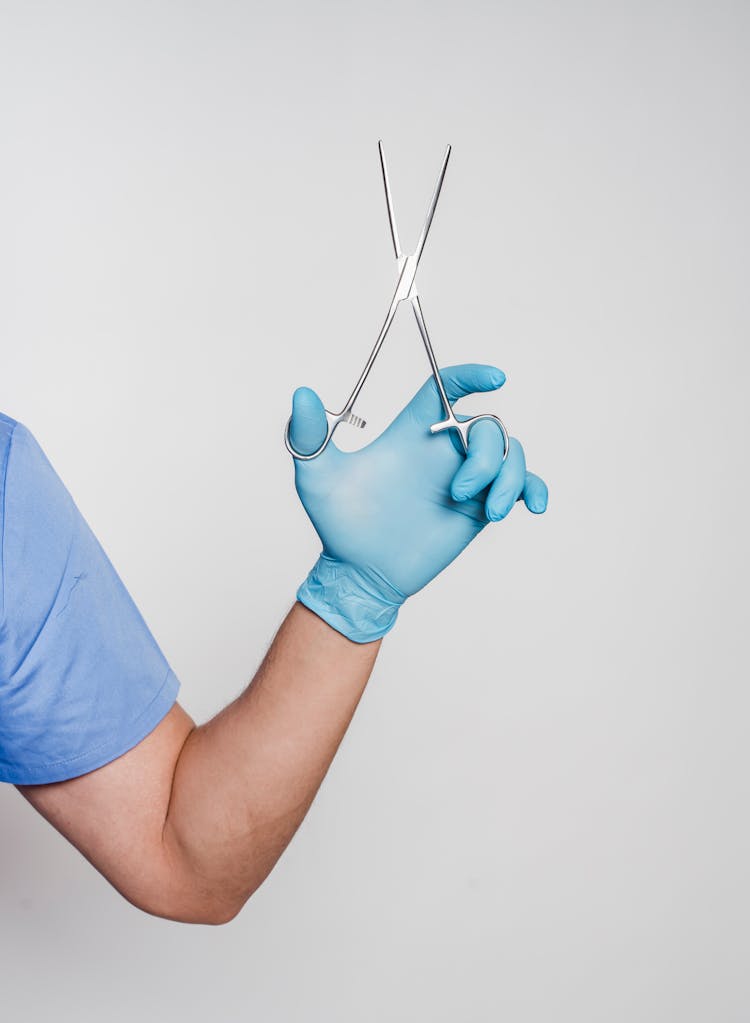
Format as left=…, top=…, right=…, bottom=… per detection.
left=182, top=901, right=245, bottom=927
left=171, top=899, right=243, bottom=927
left=123, top=878, right=258, bottom=926
left=174, top=873, right=266, bottom=926
left=139, top=891, right=252, bottom=926
left=132, top=897, right=243, bottom=926
left=118, top=834, right=269, bottom=924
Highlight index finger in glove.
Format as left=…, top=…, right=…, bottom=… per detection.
left=409, top=363, right=506, bottom=422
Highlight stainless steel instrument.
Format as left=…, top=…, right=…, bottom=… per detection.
left=284, top=142, right=509, bottom=462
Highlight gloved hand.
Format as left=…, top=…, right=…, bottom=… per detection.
left=289, top=363, right=548, bottom=643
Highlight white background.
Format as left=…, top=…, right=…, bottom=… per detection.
left=1, top=2, right=748, bottom=1020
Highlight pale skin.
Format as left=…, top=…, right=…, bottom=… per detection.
left=19, top=602, right=380, bottom=925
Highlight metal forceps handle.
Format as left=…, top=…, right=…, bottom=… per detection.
left=283, top=258, right=409, bottom=460
left=410, top=295, right=509, bottom=458
left=378, top=142, right=509, bottom=462
left=284, top=145, right=450, bottom=461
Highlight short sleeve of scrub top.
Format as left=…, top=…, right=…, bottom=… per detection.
left=0, top=413, right=180, bottom=785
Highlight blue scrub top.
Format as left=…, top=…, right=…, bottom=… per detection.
left=0, top=413, right=180, bottom=785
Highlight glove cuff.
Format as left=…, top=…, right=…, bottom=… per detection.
left=296, top=553, right=406, bottom=644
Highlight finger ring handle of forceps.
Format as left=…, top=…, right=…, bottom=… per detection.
left=283, top=405, right=366, bottom=461
left=284, top=258, right=407, bottom=461
left=409, top=293, right=510, bottom=462
left=283, top=398, right=510, bottom=462
left=431, top=410, right=510, bottom=458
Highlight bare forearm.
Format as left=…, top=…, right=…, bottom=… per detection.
left=20, top=601, right=380, bottom=925
left=161, top=601, right=381, bottom=919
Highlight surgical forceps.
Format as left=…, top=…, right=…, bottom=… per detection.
left=284, top=142, right=509, bottom=462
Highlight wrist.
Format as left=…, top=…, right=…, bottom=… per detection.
left=296, top=553, right=406, bottom=644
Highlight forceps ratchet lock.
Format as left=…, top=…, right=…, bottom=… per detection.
left=284, top=142, right=509, bottom=462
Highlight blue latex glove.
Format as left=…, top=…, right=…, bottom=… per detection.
left=289, top=363, right=548, bottom=643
